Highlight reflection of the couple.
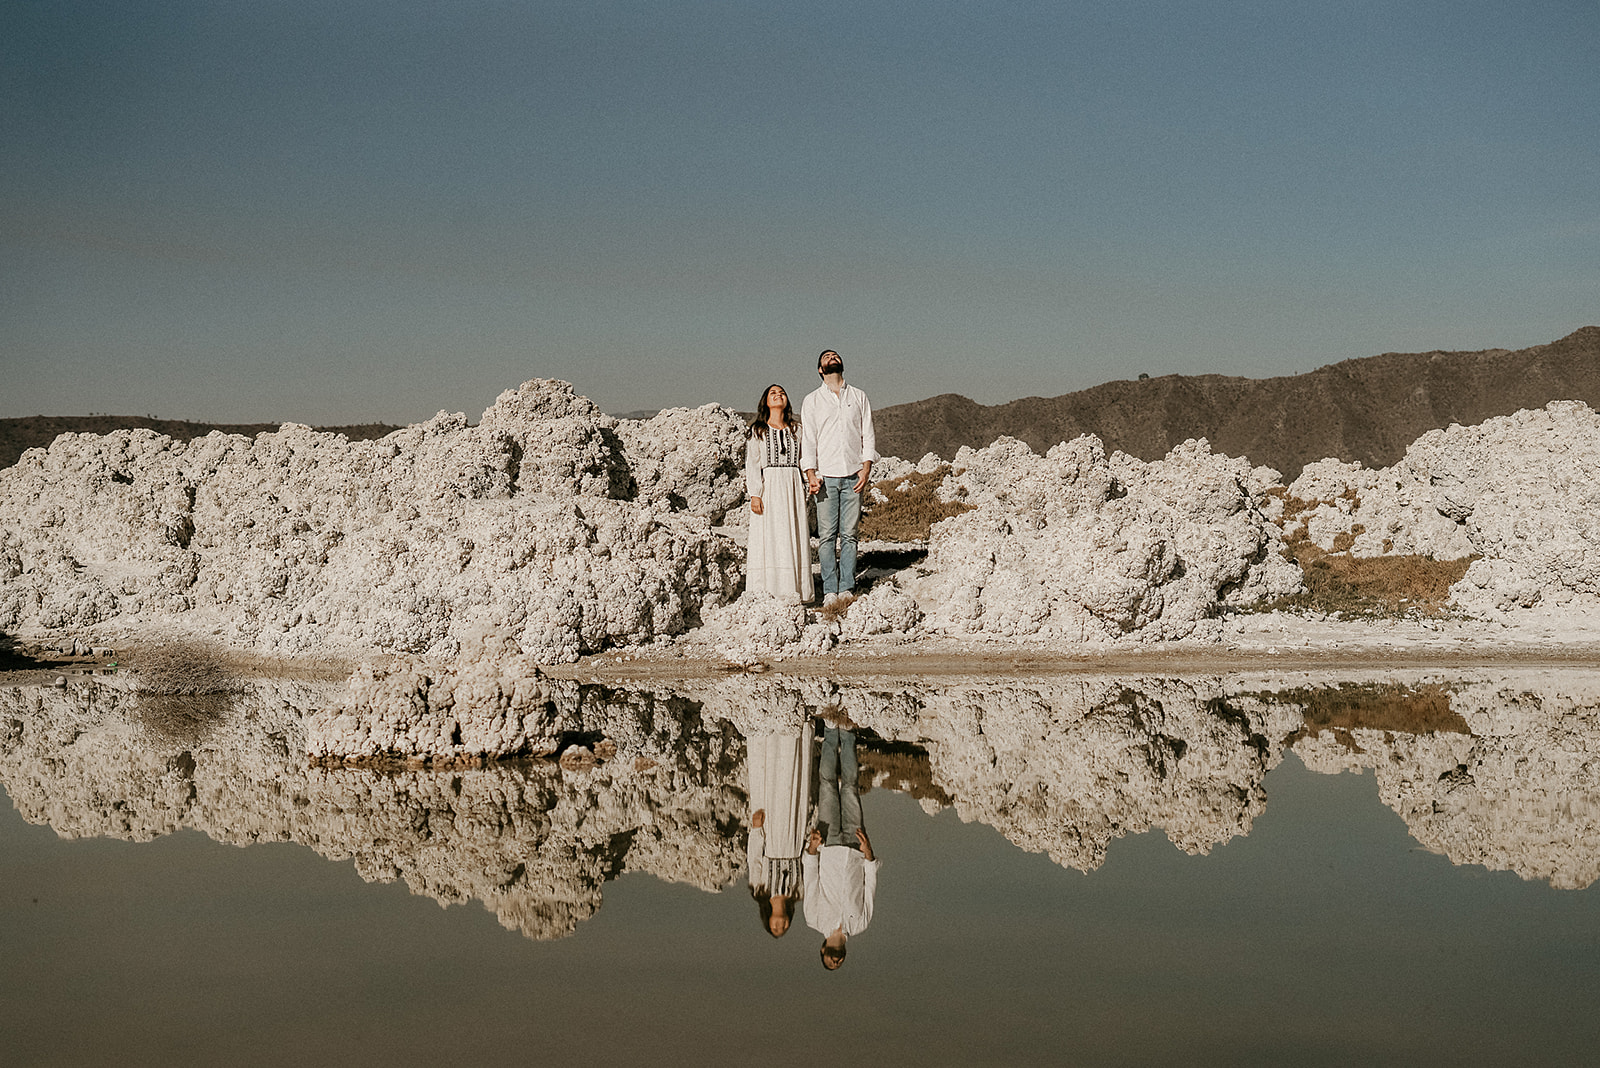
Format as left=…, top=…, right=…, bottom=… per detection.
left=744, top=714, right=879, bottom=969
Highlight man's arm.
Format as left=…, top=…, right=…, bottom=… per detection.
left=799, top=391, right=819, bottom=491
left=853, top=390, right=877, bottom=493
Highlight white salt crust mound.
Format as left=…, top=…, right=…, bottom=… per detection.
left=907, top=436, right=1303, bottom=643
left=1285, top=401, right=1600, bottom=615
left=675, top=592, right=837, bottom=666
left=0, top=381, right=748, bottom=663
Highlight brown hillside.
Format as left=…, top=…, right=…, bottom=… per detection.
left=875, top=327, right=1600, bottom=480
left=0, top=416, right=399, bottom=470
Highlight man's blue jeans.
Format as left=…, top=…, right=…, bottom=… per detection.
left=816, top=475, right=861, bottom=597
left=817, top=725, right=862, bottom=847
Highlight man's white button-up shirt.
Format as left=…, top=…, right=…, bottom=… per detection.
left=800, top=382, right=878, bottom=478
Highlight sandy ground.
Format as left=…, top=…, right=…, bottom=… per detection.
left=7, top=603, right=1600, bottom=690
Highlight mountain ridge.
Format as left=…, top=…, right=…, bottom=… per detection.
left=873, top=326, right=1600, bottom=479
left=5, top=327, right=1596, bottom=479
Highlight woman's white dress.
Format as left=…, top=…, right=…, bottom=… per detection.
left=746, top=726, right=815, bottom=897
left=744, top=426, right=814, bottom=603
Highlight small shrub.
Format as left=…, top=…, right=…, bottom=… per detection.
left=135, top=693, right=231, bottom=746
left=133, top=641, right=237, bottom=695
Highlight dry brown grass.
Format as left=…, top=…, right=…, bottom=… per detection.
left=857, top=745, right=952, bottom=805
left=860, top=466, right=974, bottom=543
left=815, top=594, right=855, bottom=623
left=135, top=693, right=233, bottom=746
left=1265, top=533, right=1476, bottom=619
left=1270, top=682, right=1470, bottom=748
left=132, top=640, right=238, bottom=695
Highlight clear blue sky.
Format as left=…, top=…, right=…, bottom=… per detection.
left=3, top=0, right=1596, bottom=424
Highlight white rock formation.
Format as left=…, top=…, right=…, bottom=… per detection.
left=907, top=436, right=1302, bottom=642
left=1284, top=401, right=1600, bottom=614
left=838, top=582, right=922, bottom=640
left=674, top=592, right=836, bottom=665
left=0, top=381, right=747, bottom=662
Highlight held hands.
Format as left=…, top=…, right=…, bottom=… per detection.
left=806, top=828, right=822, bottom=855
left=750, top=496, right=763, bottom=515
left=805, top=471, right=821, bottom=495
left=856, top=828, right=874, bottom=861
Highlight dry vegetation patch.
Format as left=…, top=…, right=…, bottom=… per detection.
left=131, top=640, right=240, bottom=695
left=1265, top=534, right=1475, bottom=619
left=857, top=744, right=952, bottom=805
left=1271, top=682, right=1470, bottom=749
left=860, top=466, right=973, bottom=543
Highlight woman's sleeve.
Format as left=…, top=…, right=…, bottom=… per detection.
left=745, top=435, right=764, bottom=496
left=746, top=827, right=767, bottom=886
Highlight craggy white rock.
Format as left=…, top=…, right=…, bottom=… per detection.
left=838, top=582, right=922, bottom=640
left=0, top=380, right=746, bottom=663
left=1285, top=401, right=1600, bottom=615
left=909, top=436, right=1301, bottom=643
left=681, top=592, right=835, bottom=665
left=615, top=404, right=750, bottom=523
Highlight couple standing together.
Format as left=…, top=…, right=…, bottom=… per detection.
left=747, top=719, right=878, bottom=970
left=745, top=349, right=878, bottom=607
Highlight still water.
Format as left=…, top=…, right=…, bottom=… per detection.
left=4, top=671, right=1599, bottom=1066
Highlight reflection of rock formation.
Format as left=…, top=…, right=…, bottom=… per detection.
left=689, top=674, right=1301, bottom=872
left=1293, top=675, right=1600, bottom=889
left=10, top=668, right=1600, bottom=936
left=911, top=678, right=1298, bottom=871
left=0, top=681, right=744, bottom=939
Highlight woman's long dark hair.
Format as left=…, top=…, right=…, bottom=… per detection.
left=750, top=384, right=799, bottom=439
left=750, top=885, right=792, bottom=938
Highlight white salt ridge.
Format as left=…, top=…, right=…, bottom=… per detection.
left=0, top=381, right=747, bottom=663
left=7, top=381, right=1600, bottom=663
left=907, top=436, right=1303, bottom=643
left=1286, top=400, right=1600, bottom=616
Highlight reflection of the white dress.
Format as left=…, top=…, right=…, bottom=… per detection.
left=4, top=670, right=1599, bottom=943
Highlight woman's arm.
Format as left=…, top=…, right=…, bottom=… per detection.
left=745, top=434, right=765, bottom=513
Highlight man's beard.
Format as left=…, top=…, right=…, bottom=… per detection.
left=821, top=362, right=843, bottom=375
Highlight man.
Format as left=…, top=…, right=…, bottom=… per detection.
left=800, top=349, right=877, bottom=606
left=802, top=722, right=879, bottom=971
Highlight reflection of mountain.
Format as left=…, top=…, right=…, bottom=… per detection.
left=6, top=670, right=1600, bottom=943
left=0, top=682, right=745, bottom=940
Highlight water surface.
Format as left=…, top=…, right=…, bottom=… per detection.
left=3, top=671, right=1598, bottom=1066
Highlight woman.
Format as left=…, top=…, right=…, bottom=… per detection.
left=746, top=723, right=815, bottom=938
left=745, top=384, right=815, bottom=603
